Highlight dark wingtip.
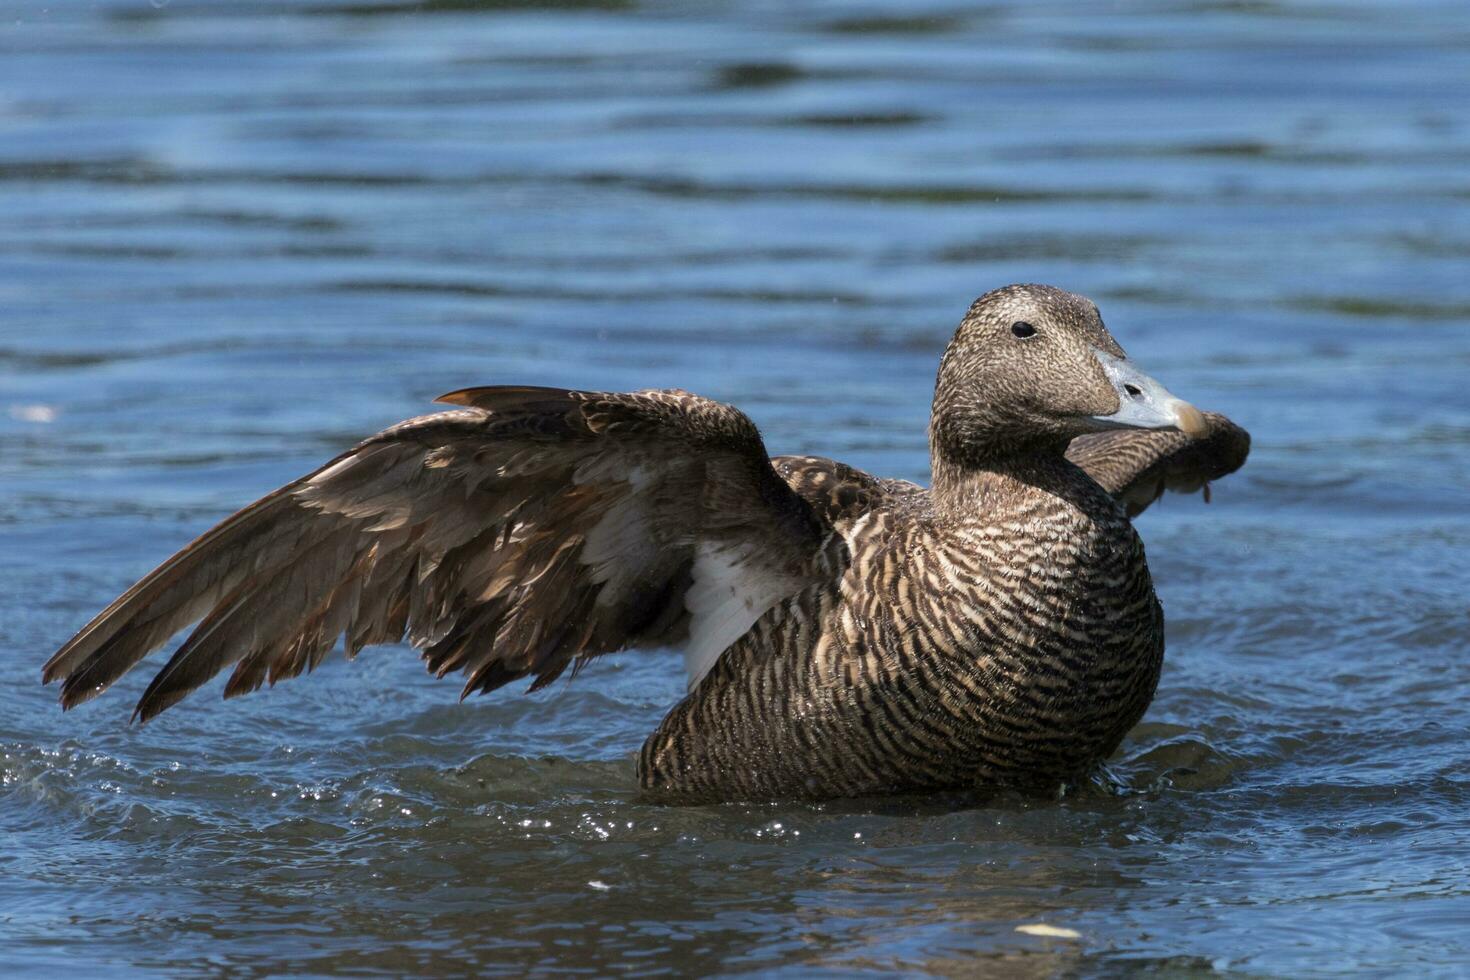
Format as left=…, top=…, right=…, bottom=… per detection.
left=458, top=660, right=527, bottom=701
left=132, top=676, right=190, bottom=725
left=41, top=642, right=80, bottom=686
left=58, top=673, right=106, bottom=712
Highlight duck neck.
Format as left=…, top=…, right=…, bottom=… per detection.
left=929, top=445, right=1086, bottom=519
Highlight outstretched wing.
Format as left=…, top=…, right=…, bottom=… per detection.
left=1066, top=410, right=1250, bottom=517
left=43, top=387, right=829, bottom=721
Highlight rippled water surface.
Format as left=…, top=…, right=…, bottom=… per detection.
left=3, top=0, right=1469, bottom=975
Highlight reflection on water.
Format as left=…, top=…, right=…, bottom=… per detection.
left=2, top=0, right=1469, bottom=975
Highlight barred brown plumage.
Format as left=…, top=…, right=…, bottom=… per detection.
left=43, top=284, right=1248, bottom=803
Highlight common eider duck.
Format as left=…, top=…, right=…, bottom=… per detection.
left=44, top=284, right=1249, bottom=803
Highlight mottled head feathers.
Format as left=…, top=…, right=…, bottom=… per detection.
left=929, top=283, right=1203, bottom=475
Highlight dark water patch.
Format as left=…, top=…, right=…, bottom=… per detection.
left=937, top=234, right=1158, bottom=263
left=321, top=0, right=634, bottom=14
left=363, top=242, right=854, bottom=272
left=1168, top=0, right=1375, bottom=17
left=1186, top=140, right=1325, bottom=159
left=0, top=158, right=438, bottom=188
left=1288, top=296, right=1470, bottom=321
left=3, top=208, right=346, bottom=234
left=1388, top=233, right=1470, bottom=258
left=575, top=172, right=1155, bottom=204
left=811, top=184, right=1154, bottom=205
left=1058, top=34, right=1168, bottom=52
left=0, top=347, right=119, bottom=370
left=821, top=14, right=971, bottom=35
left=0, top=334, right=465, bottom=374
left=174, top=208, right=348, bottom=233
left=1007, top=140, right=1470, bottom=167
left=780, top=111, right=932, bottom=128
left=0, top=158, right=175, bottom=185
left=1097, top=285, right=1204, bottom=306
left=15, top=242, right=376, bottom=261
left=712, top=62, right=806, bottom=90
left=326, top=277, right=879, bottom=306
left=111, top=0, right=633, bottom=21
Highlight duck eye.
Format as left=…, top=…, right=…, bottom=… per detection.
left=1010, top=321, right=1037, bottom=339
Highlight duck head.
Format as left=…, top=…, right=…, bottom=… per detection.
left=929, top=283, right=1205, bottom=470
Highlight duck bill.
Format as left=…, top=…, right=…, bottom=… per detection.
left=1089, top=350, right=1207, bottom=438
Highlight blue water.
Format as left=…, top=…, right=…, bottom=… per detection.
left=2, top=0, right=1469, bottom=974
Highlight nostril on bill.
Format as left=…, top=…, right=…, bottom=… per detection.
left=1123, top=384, right=1142, bottom=399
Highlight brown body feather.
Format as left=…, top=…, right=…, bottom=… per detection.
left=641, top=455, right=1164, bottom=800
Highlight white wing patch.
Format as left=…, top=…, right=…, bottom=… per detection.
left=682, top=542, right=792, bottom=690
